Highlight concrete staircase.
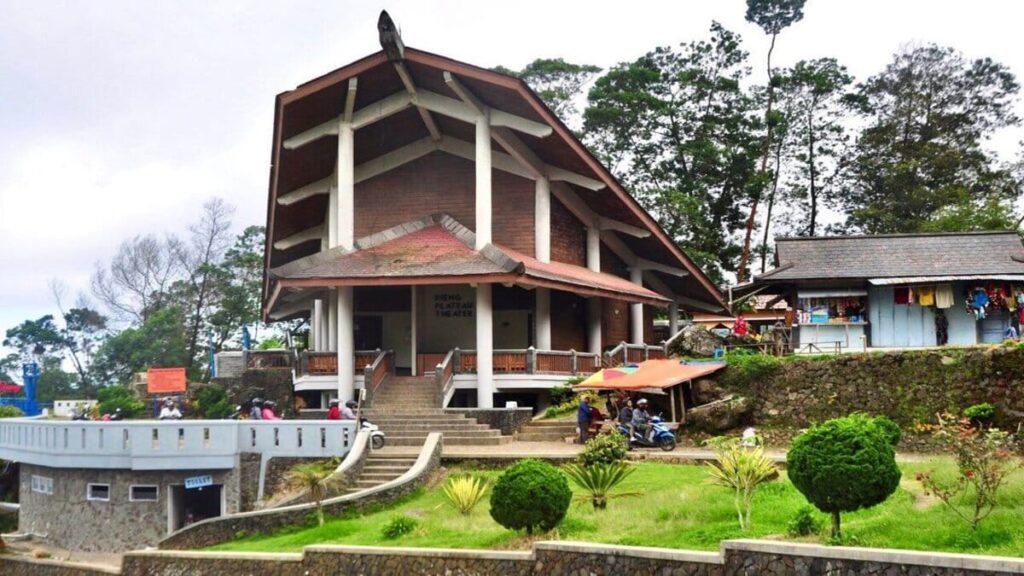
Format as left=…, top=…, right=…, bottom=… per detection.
left=341, top=454, right=417, bottom=495
left=365, top=376, right=512, bottom=446
left=516, top=420, right=578, bottom=442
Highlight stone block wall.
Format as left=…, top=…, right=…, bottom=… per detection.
left=444, top=407, right=533, bottom=435
left=0, top=556, right=118, bottom=576
left=724, top=346, right=1024, bottom=428
left=158, top=433, right=442, bottom=550
left=99, top=539, right=1024, bottom=576
left=17, top=463, right=242, bottom=553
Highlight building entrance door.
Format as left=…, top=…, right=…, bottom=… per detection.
left=169, top=484, right=223, bottom=532
left=354, top=315, right=384, bottom=350
left=980, top=308, right=1009, bottom=344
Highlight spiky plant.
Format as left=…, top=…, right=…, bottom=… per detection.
left=442, top=474, right=490, bottom=515
left=705, top=437, right=777, bottom=530
left=286, top=463, right=333, bottom=526
left=562, top=462, right=638, bottom=510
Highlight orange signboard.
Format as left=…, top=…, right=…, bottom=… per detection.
left=147, top=367, right=187, bottom=394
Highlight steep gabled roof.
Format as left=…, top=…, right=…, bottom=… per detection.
left=760, top=231, right=1024, bottom=282
left=262, top=45, right=725, bottom=312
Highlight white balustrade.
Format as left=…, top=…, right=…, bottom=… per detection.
left=0, top=418, right=356, bottom=471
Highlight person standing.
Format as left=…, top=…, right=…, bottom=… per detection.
left=577, top=396, right=592, bottom=444
left=935, top=310, right=949, bottom=346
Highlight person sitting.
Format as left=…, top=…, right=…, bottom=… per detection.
left=588, top=405, right=605, bottom=437
left=249, top=398, right=263, bottom=420
left=327, top=399, right=341, bottom=420
left=261, top=400, right=281, bottom=420
left=618, top=398, right=634, bottom=438
left=110, top=408, right=125, bottom=421
left=159, top=399, right=182, bottom=420
left=341, top=400, right=358, bottom=420
left=631, top=398, right=651, bottom=443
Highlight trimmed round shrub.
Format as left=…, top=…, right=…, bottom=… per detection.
left=579, top=431, right=628, bottom=467
left=489, top=459, right=571, bottom=534
left=787, top=414, right=901, bottom=538
left=872, top=415, right=902, bottom=446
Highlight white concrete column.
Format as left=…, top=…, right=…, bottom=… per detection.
left=327, top=291, right=338, bottom=352
left=535, top=177, right=551, bottom=263
left=320, top=299, right=330, bottom=352
left=312, top=300, right=323, bottom=351
left=669, top=302, right=680, bottom=336
left=327, top=187, right=339, bottom=248
left=336, top=286, right=355, bottom=402
left=630, top=268, right=644, bottom=345
left=337, top=121, right=355, bottom=251
left=475, top=115, right=492, bottom=249
left=536, top=288, right=551, bottom=350
left=410, top=286, right=418, bottom=376
left=586, top=226, right=601, bottom=272
left=475, top=283, right=494, bottom=408
left=587, top=298, right=602, bottom=354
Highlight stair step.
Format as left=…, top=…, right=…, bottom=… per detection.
left=524, top=421, right=578, bottom=428
left=517, top=433, right=572, bottom=441
left=360, top=472, right=405, bottom=481
left=387, top=435, right=512, bottom=446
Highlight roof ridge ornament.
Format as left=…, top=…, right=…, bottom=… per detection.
left=378, top=10, right=405, bottom=62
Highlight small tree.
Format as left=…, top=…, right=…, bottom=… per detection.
left=579, top=432, right=628, bottom=467
left=489, top=459, right=571, bottom=535
left=286, top=463, right=333, bottom=527
left=442, top=475, right=489, bottom=516
left=917, top=415, right=1018, bottom=530
left=704, top=437, right=777, bottom=530
left=787, top=414, right=901, bottom=538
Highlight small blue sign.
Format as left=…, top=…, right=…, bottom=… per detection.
left=184, top=475, right=214, bottom=490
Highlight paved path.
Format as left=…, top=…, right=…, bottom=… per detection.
left=376, top=441, right=940, bottom=464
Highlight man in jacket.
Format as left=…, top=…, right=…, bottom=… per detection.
left=631, top=398, right=651, bottom=443
left=577, top=396, right=592, bottom=444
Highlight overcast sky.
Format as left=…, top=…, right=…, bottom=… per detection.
left=2, top=0, right=1024, bottom=345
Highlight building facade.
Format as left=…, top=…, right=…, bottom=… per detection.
left=262, top=41, right=725, bottom=407
left=743, top=232, right=1024, bottom=350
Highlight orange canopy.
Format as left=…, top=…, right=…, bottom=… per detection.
left=573, top=360, right=726, bottom=392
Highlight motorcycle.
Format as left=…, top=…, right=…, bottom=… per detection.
left=360, top=417, right=386, bottom=449
left=618, top=414, right=676, bottom=451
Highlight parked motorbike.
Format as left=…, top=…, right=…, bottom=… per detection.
left=360, top=417, right=386, bottom=449
left=618, top=414, right=676, bottom=451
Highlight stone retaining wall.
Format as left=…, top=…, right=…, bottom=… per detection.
left=0, top=556, right=119, bottom=576
left=444, top=408, right=533, bottom=435
left=113, top=539, right=1024, bottom=576
left=158, top=433, right=442, bottom=550
left=724, top=346, right=1024, bottom=428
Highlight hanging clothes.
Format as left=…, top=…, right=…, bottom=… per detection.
left=935, top=284, right=955, bottom=309
left=917, top=286, right=935, bottom=307
left=894, top=287, right=911, bottom=305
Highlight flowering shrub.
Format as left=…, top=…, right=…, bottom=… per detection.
left=917, top=415, right=1019, bottom=530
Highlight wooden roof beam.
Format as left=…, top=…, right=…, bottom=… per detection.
left=273, top=224, right=326, bottom=251
left=553, top=182, right=649, bottom=239
left=396, top=62, right=442, bottom=140
left=344, top=78, right=358, bottom=122
left=278, top=137, right=440, bottom=205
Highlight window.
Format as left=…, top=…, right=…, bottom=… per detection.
left=87, top=483, right=111, bottom=502
left=129, top=485, right=159, bottom=502
left=31, top=475, right=53, bottom=495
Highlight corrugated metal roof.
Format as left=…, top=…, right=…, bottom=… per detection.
left=869, top=275, right=1024, bottom=285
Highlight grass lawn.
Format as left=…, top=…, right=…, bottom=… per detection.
left=212, top=460, right=1024, bottom=557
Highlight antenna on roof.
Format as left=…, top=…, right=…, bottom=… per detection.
left=378, top=10, right=405, bottom=62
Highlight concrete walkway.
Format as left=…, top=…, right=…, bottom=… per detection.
left=375, top=440, right=940, bottom=464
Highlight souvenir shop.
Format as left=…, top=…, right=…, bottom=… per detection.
left=794, top=290, right=869, bottom=349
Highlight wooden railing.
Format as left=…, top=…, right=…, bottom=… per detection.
left=434, top=350, right=456, bottom=407
left=363, top=349, right=394, bottom=405
left=416, top=353, right=447, bottom=375
left=298, top=350, right=387, bottom=376
left=447, top=348, right=601, bottom=376
left=604, top=342, right=670, bottom=367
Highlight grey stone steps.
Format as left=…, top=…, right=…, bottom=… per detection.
left=525, top=420, right=578, bottom=428
left=359, top=473, right=405, bottom=482
left=517, top=432, right=573, bottom=442
left=375, top=423, right=491, bottom=431
left=361, top=466, right=409, bottom=474
left=387, top=435, right=511, bottom=446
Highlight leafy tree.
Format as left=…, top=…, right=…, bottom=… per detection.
left=207, top=226, right=266, bottom=350
left=0, top=354, right=20, bottom=383
left=842, top=44, right=1021, bottom=233
left=3, top=315, right=65, bottom=359
left=919, top=196, right=1020, bottom=233
left=584, top=23, right=763, bottom=282
left=96, top=385, right=146, bottom=417
left=738, top=0, right=806, bottom=280
left=92, top=307, right=189, bottom=386
left=286, top=463, right=334, bottom=527
left=494, top=58, right=601, bottom=122
left=489, top=459, right=571, bottom=534
left=787, top=414, right=901, bottom=538
left=778, top=58, right=854, bottom=238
